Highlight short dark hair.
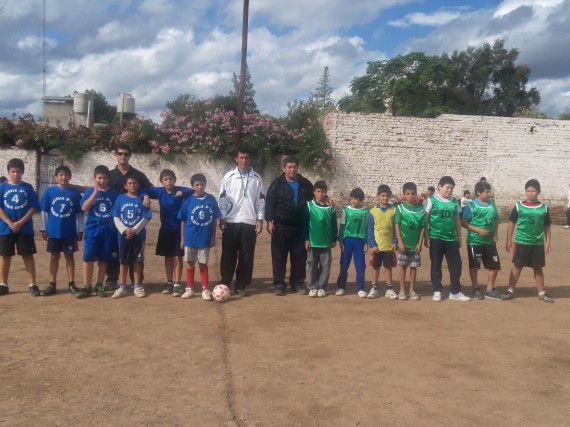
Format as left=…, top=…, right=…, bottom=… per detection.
left=159, top=169, right=176, bottom=182
left=236, top=147, right=251, bottom=157
left=427, top=186, right=435, bottom=193
left=402, top=182, right=417, bottom=193
left=349, top=187, right=364, bottom=201
left=55, top=165, right=72, bottom=177
left=525, top=179, right=541, bottom=192
left=474, top=181, right=490, bottom=195
left=191, top=173, right=207, bottom=185
left=438, top=176, right=455, bottom=187
left=463, top=190, right=470, bottom=196
left=282, top=156, right=299, bottom=167
left=314, top=180, right=328, bottom=192
left=125, top=175, right=139, bottom=185
left=377, top=184, right=391, bottom=196
left=480, top=177, right=487, bottom=182
left=7, top=158, right=24, bottom=172
left=115, top=143, right=132, bottom=155
left=94, top=165, right=110, bottom=177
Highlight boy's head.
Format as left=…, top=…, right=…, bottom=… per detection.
left=124, top=176, right=140, bottom=194
left=313, top=180, right=328, bottom=202
left=376, top=184, right=391, bottom=207
left=191, top=173, right=207, bottom=196
left=437, top=176, right=455, bottom=198
left=7, top=158, right=24, bottom=173
left=474, top=181, right=491, bottom=201
left=93, top=165, right=110, bottom=188
left=427, top=186, right=435, bottom=195
left=349, top=187, right=364, bottom=207
left=525, top=179, right=541, bottom=192
left=55, top=165, right=72, bottom=186
left=524, top=179, right=541, bottom=202
left=402, top=182, right=417, bottom=204
left=463, top=190, right=470, bottom=197
left=160, top=169, right=177, bottom=190
left=6, top=158, right=24, bottom=183
left=236, top=147, right=252, bottom=172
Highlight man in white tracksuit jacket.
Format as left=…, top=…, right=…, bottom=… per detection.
left=218, top=147, right=265, bottom=296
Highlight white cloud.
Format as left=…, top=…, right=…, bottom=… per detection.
left=388, top=11, right=462, bottom=28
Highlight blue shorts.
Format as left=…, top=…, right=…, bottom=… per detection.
left=83, top=225, right=119, bottom=262
left=118, top=234, right=145, bottom=264
left=47, top=238, right=78, bottom=254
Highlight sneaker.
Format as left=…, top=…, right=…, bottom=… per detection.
left=317, top=289, right=326, bottom=298
left=564, top=225, right=570, bottom=229
left=202, top=289, right=212, bottom=301
left=172, top=284, right=183, bottom=297
left=134, top=287, right=146, bottom=298
left=112, top=287, right=128, bottom=299
left=335, top=288, right=345, bottom=296
left=432, top=291, right=442, bottom=302
left=472, top=289, right=484, bottom=300
left=79, top=286, right=92, bottom=298
left=367, top=287, right=380, bottom=299
left=484, top=289, right=504, bottom=301
left=503, top=290, right=514, bottom=300
left=357, top=290, right=368, bottom=298
left=236, top=289, right=248, bottom=297
left=274, top=287, right=285, bottom=296
left=69, top=284, right=85, bottom=299
left=308, top=289, right=318, bottom=298
left=0, top=284, right=9, bottom=296
left=104, top=280, right=118, bottom=291
left=29, top=285, right=40, bottom=297
left=385, top=288, right=398, bottom=300
left=162, top=282, right=174, bottom=294
left=181, top=288, right=194, bottom=299
left=296, top=287, right=308, bottom=295
left=449, top=292, right=470, bottom=301
left=398, top=292, right=407, bottom=300
left=410, top=291, right=421, bottom=300
left=95, top=284, right=107, bottom=298
left=538, top=293, right=554, bottom=303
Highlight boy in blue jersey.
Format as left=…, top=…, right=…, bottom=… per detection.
left=40, top=165, right=85, bottom=297
left=143, top=169, right=192, bottom=296
left=111, top=176, right=152, bottom=298
left=0, top=158, right=40, bottom=296
left=178, top=174, right=222, bottom=301
left=80, top=165, right=119, bottom=297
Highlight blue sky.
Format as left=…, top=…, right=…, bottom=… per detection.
left=1, top=0, right=569, bottom=121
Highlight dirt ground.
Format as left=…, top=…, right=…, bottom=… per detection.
left=1, top=217, right=570, bottom=427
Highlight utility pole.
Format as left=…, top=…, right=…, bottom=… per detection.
left=235, top=0, right=249, bottom=148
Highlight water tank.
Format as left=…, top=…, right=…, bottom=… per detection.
left=73, top=92, right=88, bottom=114
left=117, top=93, right=135, bottom=114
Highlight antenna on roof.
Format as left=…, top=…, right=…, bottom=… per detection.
left=42, top=0, right=47, bottom=118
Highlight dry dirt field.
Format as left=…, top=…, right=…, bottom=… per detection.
left=1, top=218, right=570, bottom=426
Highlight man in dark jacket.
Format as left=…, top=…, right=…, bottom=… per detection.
left=266, top=156, right=313, bottom=295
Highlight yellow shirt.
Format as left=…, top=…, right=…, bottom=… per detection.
left=369, top=205, right=396, bottom=251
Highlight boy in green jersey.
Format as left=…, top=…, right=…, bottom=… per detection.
left=304, top=181, right=338, bottom=297
left=336, top=188, right=369, bottom=297
left=395, top=182, right=425, bottom=300
left=504, top=179, right=553, bottom=303
left=461, top=181, right=505, bottom=301
left=425, top=176, right=470, bottom=302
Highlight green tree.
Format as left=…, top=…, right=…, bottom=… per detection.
left=311, top=66, right=335, bottom=109
left=230, top=63, right=257, bottom=113
left=559, top=113, right=570, bottom=120
left=84, top=89, right=117, bottom=123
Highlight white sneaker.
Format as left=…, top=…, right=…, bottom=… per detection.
left=112, top=287, right=128, bottom=299
left=398, top=292, right=407, bottom=300
left=181, top=288, right=194, bottom=299
left=335, top=288, right=345, bottom=296
left=134, top=287, right=146, bottom=298
left=564, top=225, right=570, bottom=229
left=385, top=288, right=398, bottom=300
left=367, top=287, right=379, bottom=299
left=432, top=291, right=442, bottom=302
left=357, top=290, right=368, bottom=298
left=410, top=291, right=421, bottom=300
left=201, top=289, right=212, bottom=301
left=317, top=289, right=326, bottom=298
left=449, top=292, right=471, bottom=301
left=172, top=284, right=183, bottom=297
left=308, top=289, right=318, bottom=297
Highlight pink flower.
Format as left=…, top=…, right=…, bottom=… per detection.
left=15, top=138, right=23, bottom=147
left=160, top=145, right=170, bottom=154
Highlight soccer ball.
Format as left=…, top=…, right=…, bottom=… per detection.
left=212, top=284, right=231, bottom=303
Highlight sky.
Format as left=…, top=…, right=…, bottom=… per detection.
left=1, top=0, right=569, bottom=122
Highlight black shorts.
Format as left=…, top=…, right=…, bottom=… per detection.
left=512, top=243, right=545, bottom=268
left=119, top=235, right=145, bottom=264
left=372, top=251, right=397, bottom=269
left=467, top=244, right=501, bottom=270
left=47, top=238, right=78, bottom=254
left=156, top=228, right=183, bottom=257
left=0, top=234, right=37, bottom=256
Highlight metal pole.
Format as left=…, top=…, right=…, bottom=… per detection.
left=235, top=0, right=249, bottom=148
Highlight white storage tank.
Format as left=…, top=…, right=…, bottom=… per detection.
left=73, top=92, right=89, bottom=114
left=117, top=93, right=135, bottom=114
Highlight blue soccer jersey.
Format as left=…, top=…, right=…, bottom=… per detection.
left=40, top=186, right=83, bottom=239
left=0, top=181, right=40, bottom=235
left=112, top=193, right=152, bottom=240
left=178, top=193, right=222, bottom=247
left=81, top=187, right=119, bottom=232
left=146, top=186, right=192, bottom=230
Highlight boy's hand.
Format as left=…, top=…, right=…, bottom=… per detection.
left=41, top=231, right=48, bottom=240
left=545, top=243, right=551, bottom=254
left=392, top=244, right=398, bottom=252
left=92, top=179, right=100, bottom=192
left=477, top=228, right=489, bottom=238
left=305, top=240, right=310, bottom=251
left=266, top=221, right=275, bottom=235
left=331, top=241, right=336, bottom=248
left=255, top=220, right=263, bottom=235
left=10, top=221, right=21, bottom=233
left=364, top=243, right=369, bottom=253
left=425, top=238, right=430, bottom=248
left=142, top=195, right=150, bottom=208
left=175, top=191, right=183, bottom=197
left=219, top=219, right=227, bottom=232
left=505, top=241, right=512, bottom=253
left=125, top=228, right=135, bottom=240
left=339, top=240, right=344, bottom=251
left=370, top=246, right=379, bottom=253
left=77, top=232, right=83, bottom=242
left=493, top=234, right=498, bottom=243
left=415, top=242, right=422, bottom=253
